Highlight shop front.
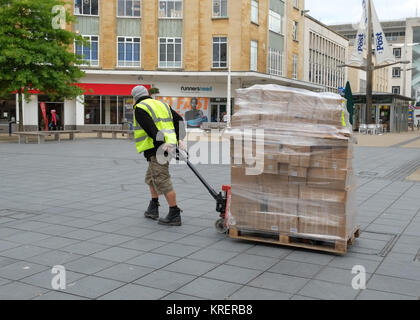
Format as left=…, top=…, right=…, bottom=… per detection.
left=0, top=95, right=16, bottom=133
left=353, top=93, right=412, bottom=133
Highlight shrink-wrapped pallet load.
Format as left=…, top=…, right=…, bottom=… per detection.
left=227, top=84, right=358, bottom=247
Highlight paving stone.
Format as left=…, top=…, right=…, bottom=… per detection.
left=4, top=232, right=51, bottom=244
left=161, top=292, right=204, bottom=300
left=177, top=277, right=242, bottom=300
left=269, top=260, right=323, bottom=278
left=95, top=264, right=154, bottom=282
left=226, top=253, right=279, bottom=271
left=21, top=269, right=86, bottom=289
left=0, top=261, right=48, bottom=281
left=245, top=245, right=293, bottom=259
left=119, top=238, right=167, bottom=252
left=204, top=264, right=261, bottom=284
left=135, top=270, right=196, bottom=291
left=61, top=241, right=110, bottom=256
left=65, top=256, right=116, bottom=275
left=0, top=282, right=49, bottom=300
left=285, top=251, right=335, bottom=266
left=64, top=276, right=124, bottom=299
left=357, top=289, right=418, bottom=300
left=89, top=234, right=134, bottom=246
left=99, top=284, right=169, bottom=300
left=143, top=230, right=188, bottom=242
left=26, top=250, right=83, bottom=266
left=328, top=255, right=382, bottom=274
left=188, top=248, right=238, bottom=264
left=92, top=247, right=143, bottom=263
left=0, top=240, right=22, bottom=252
left=33, top=291, right=88, bottom=300
left=228, top=286, right=291, bottom=300
left=315, top=267, right=372, bottom=286
left=175, top=235, right=222, bottom=247
left=367, top=274, right=420, bottom=297
left=248, top=272, right=309, bottom=294
left=63, top=229, right=106, bottom=241
left=0, top=245, right=51, bottom=260
left=298, top=280, right=360, bottom=300
left=31, top=237, right=81, bottom=250
left=152, top=243, right=201, bottom=258
left=164, top=258, right=218, bottom=276
left=0, top=257, right=18, bottom=268
left=126, top=253, right=179, bottom=269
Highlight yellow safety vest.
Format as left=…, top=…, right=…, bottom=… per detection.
left=133, top=99, right=178, bottom=154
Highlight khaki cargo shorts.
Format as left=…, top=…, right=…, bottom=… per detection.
left=145, top=156, right=174, bottom=195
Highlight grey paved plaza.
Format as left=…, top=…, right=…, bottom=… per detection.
left=0, top=137, right=419, bottom=300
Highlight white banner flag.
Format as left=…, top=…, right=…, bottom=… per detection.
left=349, top=0, right=368, bottom=66
left=371, top=0, right=395, bottom=65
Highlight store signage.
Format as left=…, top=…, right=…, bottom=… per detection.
left=156, top=96, right=209, bottom=117
left=180, top=86, right=213, bottom=93
left=40, top=102, right=48, bottom=131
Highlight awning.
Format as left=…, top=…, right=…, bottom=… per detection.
left=77, top=83, right=151, bottom=96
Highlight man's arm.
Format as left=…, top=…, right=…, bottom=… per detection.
left=171, top=108, right=186, bottom=141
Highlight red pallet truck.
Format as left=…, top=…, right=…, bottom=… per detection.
left=174, top=147, right=231, bottom=234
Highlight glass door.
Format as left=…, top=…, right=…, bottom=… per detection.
left=210, top=103, right=227, bottom=123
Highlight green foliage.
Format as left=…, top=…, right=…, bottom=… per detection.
left=149, top=87, right=160, bottom=95
left=0, top=0, right=86, bottom=101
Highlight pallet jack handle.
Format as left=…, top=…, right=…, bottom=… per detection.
left=174, top=147, right=228, bottom=216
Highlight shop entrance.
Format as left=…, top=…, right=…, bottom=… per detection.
left=38, top=96, right=64, bottom=131
left=210, top=99, right=227, bottom=123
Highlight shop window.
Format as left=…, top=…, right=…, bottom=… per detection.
left=0, top=96, right=16, bottom=122
left=117, top=0, right=141, bottom=17
left=212, top=37, right=227, bottom=68
left=75, top=35, right=99, bottom=66
left=251, top=0, right=258, bottom=24
left=84, top=96, right=101, bottom=124
left=159, top=37, right=182, bottom=68
left=159, top=0, right=182, bottom=18
left=75, top=0, right=98, bottom=16
left=118, top=37, right=141, bottom=67
left=213, top=0, right=228, bottom=18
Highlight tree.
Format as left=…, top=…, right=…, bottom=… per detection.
left=0, top=0, right=86, bottom=131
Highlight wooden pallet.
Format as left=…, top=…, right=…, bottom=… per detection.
left=229, top=227, right=361, bottom=255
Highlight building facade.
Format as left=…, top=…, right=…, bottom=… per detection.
left=303, top=15, right=348, bottom=93
left=0, top=0, right=323, bottom=132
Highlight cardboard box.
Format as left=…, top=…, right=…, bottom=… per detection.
left=289, top=176, right=307, bottom=185
left=298, top=212, right=346, bottom=240
left=288, top=166, right=308, bottom=178
left=310, top=158, right=349, bottom=170
left=290, top=155, right=311, bottom=167
left=299, top=186, right=349, bottom=204
left=231, top=166, right=261, bottom=189
left=307, top=168, right=348, bottom=181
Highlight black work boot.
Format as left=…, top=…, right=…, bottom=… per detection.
left=144, top=200, right=160, bottom=220
left=158, top=206, right=182, bottom=226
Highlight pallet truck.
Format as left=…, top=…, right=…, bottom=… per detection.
left=174, top=147, right=231, bottom=234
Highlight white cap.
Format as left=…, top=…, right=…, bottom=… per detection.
left=131, top=85, right=149, bottom=101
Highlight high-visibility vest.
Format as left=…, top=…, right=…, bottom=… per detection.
left=133, top=99, right=178, bottom=154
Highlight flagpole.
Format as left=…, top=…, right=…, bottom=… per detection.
left=366, top=0, right=373, bottom=125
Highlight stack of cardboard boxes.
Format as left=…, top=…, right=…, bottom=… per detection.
left=229, top=85, right=357, bottom=242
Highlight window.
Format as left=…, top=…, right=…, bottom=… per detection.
left=118, top=37, right=140, bottom=67
left=393, top=48, right=402, bottom=59
left=250, top=40, right=258, bottom=71
left=159, top=0, right=182, bottom=18
left=392, top=67, right=401, bottom=78
left=84, top=96, right=130, bottom=125
left=75, top=35, right=99, bottom=66
left=392, top=86, right=401, bottom=94
left=292, top=21, right=298, bottom=41
left=75, top=0, right=98, bottom=16
left=159, top=37, right=182, bottom=68
left=293, top=0, right=299, bottom=8
left=213, top=0, right=228, bottom=18
left=292, top=54, right=298, bottom=79
left=213, top=37, right=227, bottom=68
left=269, top=10, right=282, bottom=34
left=268, top=47, right=283, bottom=76
left=117, top=0, right=141, bottom=17
left=251, top=0, right=258, bottom=24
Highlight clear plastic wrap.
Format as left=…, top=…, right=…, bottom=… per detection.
left=226, top=84, right=358, bottom=242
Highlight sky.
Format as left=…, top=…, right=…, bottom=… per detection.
left=306, top=0, right=420, bottom=25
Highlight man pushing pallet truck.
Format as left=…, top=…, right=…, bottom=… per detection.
left=135, top=84, right=359, bottom=254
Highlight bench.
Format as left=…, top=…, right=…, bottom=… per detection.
left=201, top=122, right=227, bottom=132
left=93, top=129, right=134, bottom=140
left=14, top=130, right=80, bottom=144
